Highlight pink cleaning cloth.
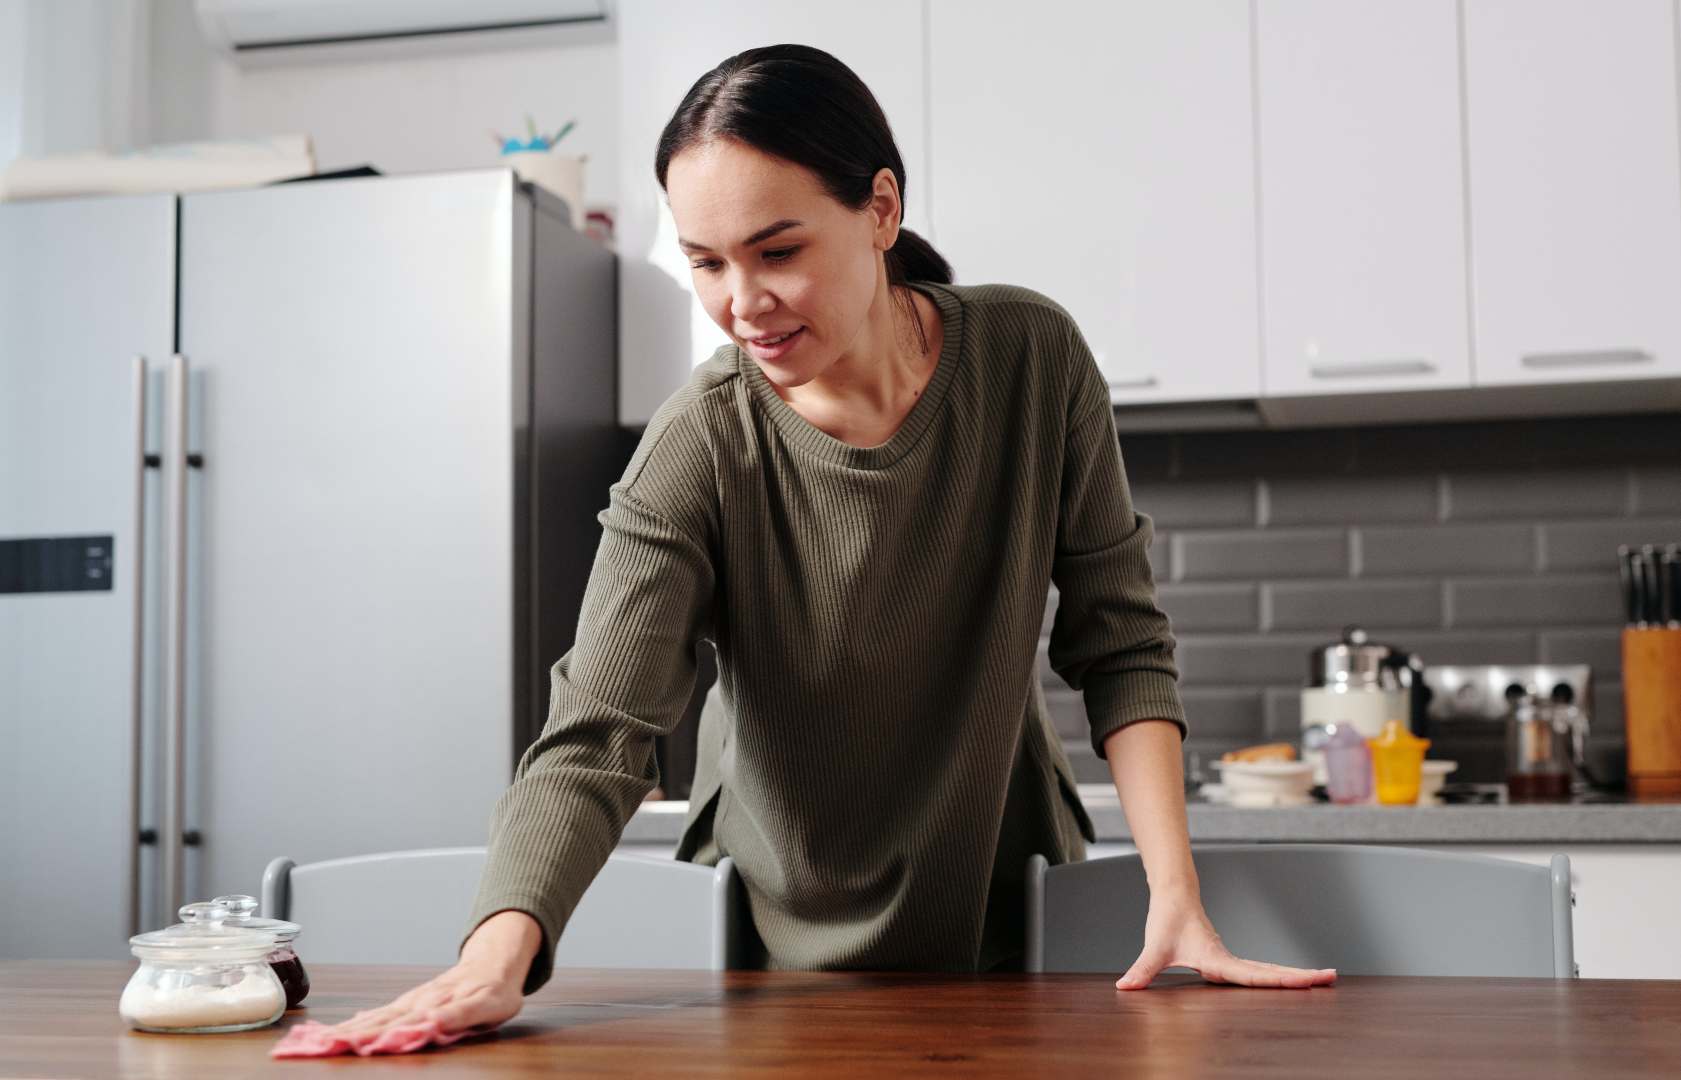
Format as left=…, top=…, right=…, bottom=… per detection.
left=270, top=1018, right=478, bottom=1058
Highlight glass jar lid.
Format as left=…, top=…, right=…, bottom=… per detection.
left=210, top=894, right=301, bottom=943
left=129, top=900, right=278, bottom=961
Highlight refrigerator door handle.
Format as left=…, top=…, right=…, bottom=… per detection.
left=161, top=353, right=190, bottom=921
left=129, top=355, right=149, bottom=938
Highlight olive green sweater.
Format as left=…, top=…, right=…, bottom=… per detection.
left=461, top=280, right=1187, bottom=994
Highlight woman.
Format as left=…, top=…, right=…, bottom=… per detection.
left=322, top=44, right=1335, bottom=1050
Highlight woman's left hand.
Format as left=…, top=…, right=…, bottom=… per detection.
left=1114, top=888, right=1337, bottom=990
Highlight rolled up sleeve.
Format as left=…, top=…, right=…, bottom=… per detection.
left=1044, top=320, right=1187, bottom=760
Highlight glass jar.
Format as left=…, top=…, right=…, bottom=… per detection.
left=210, top=894, right=309, bottom=1009
left=1505, top=695, right=1579, bottom=801
left=120, top=901, right=287, bottom=1033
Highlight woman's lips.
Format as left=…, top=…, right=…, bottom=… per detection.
left=746, top=326, right=805, bottom=360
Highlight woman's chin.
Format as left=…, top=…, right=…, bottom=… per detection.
left=754, top=356, right=821, bottom=388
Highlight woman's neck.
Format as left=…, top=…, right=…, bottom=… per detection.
left=774, top=283, right=942, bottom=444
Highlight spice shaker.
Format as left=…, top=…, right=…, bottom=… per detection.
left=119, top=901, right=286, bottom=1033
left=211, top=894, right=309, bottom=1009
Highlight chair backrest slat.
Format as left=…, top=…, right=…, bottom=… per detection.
left=1027, top=844, right=1573, bottom=978
left=261, top=848, right=745, bottom=969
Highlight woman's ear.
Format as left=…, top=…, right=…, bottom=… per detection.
left=870, top=167, right=902, bottom=251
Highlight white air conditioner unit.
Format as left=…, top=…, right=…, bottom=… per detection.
left=195, top=0, right=612, bottom=60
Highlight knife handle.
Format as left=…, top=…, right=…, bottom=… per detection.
left=1662, top=544, right=1679, bottom=628
left=1629, top=549, right=1648, bottom=627
left=1618, top=545, right=1636, bottom=627
left=1640, top=545, right=1663, bottom=630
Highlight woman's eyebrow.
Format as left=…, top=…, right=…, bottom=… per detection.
left=678, top=219, right=804, bottom=253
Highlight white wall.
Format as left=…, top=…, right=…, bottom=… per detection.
left=0, top=2, right=26, bottom=167
left=145, top=0, right=621, bottom=210
left=3, top=0, right=150, bottom=162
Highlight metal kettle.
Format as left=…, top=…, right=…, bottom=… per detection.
left=1308, top=625, right=1431, bottom=731
left=1299, top=625, right=1430, bottom=784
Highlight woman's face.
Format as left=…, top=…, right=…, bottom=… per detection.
left=668, top=138, right=900, bottom=390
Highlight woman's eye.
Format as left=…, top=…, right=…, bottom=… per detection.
left=690, top=248, right=799, bottom=273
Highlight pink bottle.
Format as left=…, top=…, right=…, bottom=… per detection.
left=1323, top=723, right=1373, bottom=805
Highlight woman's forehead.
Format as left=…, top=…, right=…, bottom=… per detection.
left=669, top=142, right=827, bottom=228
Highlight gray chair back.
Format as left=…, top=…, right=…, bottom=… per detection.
left=1027, top=843, right=1574, bottom=978
left=262, top=847, right=746, bottom=969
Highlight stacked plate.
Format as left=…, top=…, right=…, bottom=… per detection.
left=1204, top=760, right=1316, bottom=808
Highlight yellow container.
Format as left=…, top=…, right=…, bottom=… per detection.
left=1367, top=720, right=1430, bottom=806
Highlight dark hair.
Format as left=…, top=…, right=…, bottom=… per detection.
left=655, top=44, right=953, bottom=350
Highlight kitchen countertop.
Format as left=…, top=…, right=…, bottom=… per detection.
left=10, top=962, right=1681, bottom=1078
left=620, top=788, right=1681, bottom=847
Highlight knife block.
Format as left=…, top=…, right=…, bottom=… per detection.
left=1624, top=627, right=1681, bottom=796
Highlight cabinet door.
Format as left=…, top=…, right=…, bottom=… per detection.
left=1257, top=0, right=1471, bottom=397
left=928, top=0, right=1260, bottom=405
left=1464, top=0, right=1681, bottom=385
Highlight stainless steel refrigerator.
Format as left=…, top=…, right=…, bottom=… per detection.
left=1, top=170, right=623, bottom=958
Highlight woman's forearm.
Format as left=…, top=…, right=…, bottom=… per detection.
left=459, top=909, right=544, bottom=986
left=1102, top=719, right=1199, bottom=897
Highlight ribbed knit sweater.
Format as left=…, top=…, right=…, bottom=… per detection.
left=461, top=280, right=1188, bottom=994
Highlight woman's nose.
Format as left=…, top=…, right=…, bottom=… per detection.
left=727, top=271, right=775, bottom=321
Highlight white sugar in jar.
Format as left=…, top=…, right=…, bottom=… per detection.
left=120, top=901, right=286, bottom=1034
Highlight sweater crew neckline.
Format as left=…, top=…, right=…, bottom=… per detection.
left=736, top=280, right=965, bottom=470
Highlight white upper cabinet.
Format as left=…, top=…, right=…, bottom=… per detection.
left=1256, top=0, right=1472, bottom=397
left=927, top=0, right=1260, bottom=405
left=1464, top=0, right=1681, bottom=386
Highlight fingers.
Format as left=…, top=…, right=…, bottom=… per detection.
left=298, top=966, right=517, bottom=1050
left=1114, top=944, right=1171, bottom=991
left=315, top=978, right=456, bottom=1038
left=1200, top=953, right=1337, bottom=989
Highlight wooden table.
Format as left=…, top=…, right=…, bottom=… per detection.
left=5, top=961, right=1680, bottom=1077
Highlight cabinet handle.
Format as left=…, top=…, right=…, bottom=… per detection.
left=162, top=353, right=189, bottom=921
left=1520, top=349, right=1652, bottom=369
left=1309, top=358, right=1436, bottom=378
left=129, top=355, right=148, bottom=939
left=1107, top=375, right=1158, bottom=389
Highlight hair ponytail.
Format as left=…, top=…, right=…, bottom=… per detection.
left=886, top=225, right=953, bottom=289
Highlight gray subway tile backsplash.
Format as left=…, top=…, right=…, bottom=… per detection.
left=1358, top=522, right=1535, bottom=576
left=1155, top=583, right=1260, bottom=632
left=1260, top=474, right=1439, bottom=525
left=1447, top=575, right=1624, bottom=627
left=1177, top=688, right=1269, bottom=739
left=1632, top=467, right=1681, bottom=515
left=1444, top=468, right=1631, bottom=520
left=1173, top=633, right=1329, bottom=687
left=1129, top=479, right=1256, bottom=528
left=1041, top=410, right=1681, bottom=784
left=1539, top=517, right=1681, bottom=571
left=1538, top=627, right=1625, bottom=675
left=1174, top=528, right=1347, bottom=582
left=1264, top=579, right=1442, bottom=631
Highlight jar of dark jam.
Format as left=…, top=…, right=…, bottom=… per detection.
left=211, top=894, right=309, bottom=1009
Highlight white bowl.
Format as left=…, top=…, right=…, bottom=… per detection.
left=1211, top=760, right=1316, bottom=807
left=1416, top=760, right=1458, bottom=805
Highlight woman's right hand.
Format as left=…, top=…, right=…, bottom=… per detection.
left=309, top=910, right=540, bottom=1047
